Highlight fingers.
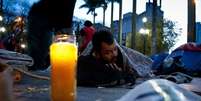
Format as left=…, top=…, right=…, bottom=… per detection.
left=113, top=63, right=122, bottom=71
left=105, top=63, right=122, bottom=71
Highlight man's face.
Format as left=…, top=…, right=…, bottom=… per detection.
left=99, top=42, right=118, bottom=63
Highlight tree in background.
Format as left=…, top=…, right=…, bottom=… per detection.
left=126, top=19, right=181, bottom=56
left=80, top=0, right=122, bottom=38
left=131, top=0, right=137, bottom=49
left=101, top=1, right=108, bottom=26
left=163, top=19, right=181, bottom=50
left=108, top=0, right=120, bottom=34
left=151, top=0, right=157, bottom=55
left=2, top=0, right=31, bottom=16
left=80, top=0, right=107, bottom=24
left=118, top=0, right=122, bottom=45
left=0, top=0, right=31, bottom=52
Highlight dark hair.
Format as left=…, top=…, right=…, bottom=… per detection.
left=84, top=20, right=93, bottom=27
left=92, top=30, right=114, bottom=52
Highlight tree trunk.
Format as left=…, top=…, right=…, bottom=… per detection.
left=0, top=0, right=3, bottom=14
left=103, top=7, right=106, bottom=26
left=0, top=0, right=2, bottom=10
left=131, top=0, right=137, bottom=49
left=118, top=0, right=122, bottom=45
left=93, top=10, right=96, bottom=24
left=111, top=0, right=114, bottom=33
left=151, top=0, right=157, bottom=54
left=187, top=0, right=196, bottom=42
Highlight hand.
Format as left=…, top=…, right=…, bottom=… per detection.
left=105, top=63, right=122, bottom=71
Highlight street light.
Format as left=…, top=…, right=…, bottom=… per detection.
left=139, top=28, right=149, bottom=35
left=194, top=0, right=198, bottom=4
left=14, top=16, right=22, bottom=22
left=142, top=17, right=147, bottom=23
left=20, top=43, right=26, bottom=49
left=0, top=15, right=3, bottom=21
left=140, top=17, right=149, bottom=54
left=0, top=26, right=6, bottom=32
left=139, top=28, right=149, bottom=54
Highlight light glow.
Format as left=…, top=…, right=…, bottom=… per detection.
left=0, top=16, right=3, bottom=21
left=0, top=27, right=6, bottom=32
left=14, top=17, right=22, bottom=22
left=142, top=17, right=147, bottom=23
left=20, top=44, right=26, bottom=49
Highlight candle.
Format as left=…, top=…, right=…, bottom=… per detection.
left=50, top=35, right=77, bottom=101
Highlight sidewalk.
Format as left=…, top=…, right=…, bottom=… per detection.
left=14, top=71, right=131, bottom=101
left=11, top=70, right=201, bottom=101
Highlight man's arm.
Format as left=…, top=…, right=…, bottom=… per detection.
left=77, top=55, right=127, bottom=86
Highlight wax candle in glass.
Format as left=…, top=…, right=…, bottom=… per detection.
left=50, top=34, right=77, bottom=101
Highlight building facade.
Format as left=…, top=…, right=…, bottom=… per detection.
left=113, top=1, right=164, bottom=46
left=196, top=22, right=201, bottom=44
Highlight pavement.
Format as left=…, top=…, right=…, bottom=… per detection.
left=13, top=70, right=201, bottom=101
left=13, top=71, right=132, bottom=101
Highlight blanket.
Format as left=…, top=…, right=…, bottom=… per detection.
left=81, top=41, right=153, bottom=77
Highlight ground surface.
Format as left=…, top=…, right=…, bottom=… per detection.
left=14, top=71, right=132, bottom=101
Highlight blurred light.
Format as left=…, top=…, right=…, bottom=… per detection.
left=139, top=28, right=145, bottom=34
left=20, top=44, right=26, bottom=49
left=0, top=16, right=3, bottom=21
left=0, top=27, right=6, bottom=32
left=145, top=29, right=149, bottom=34
left=142, top=17, right=147, bottom=23
left=194, top=0, right=198, bottom=4
left=15, top=17, right=22, bottom=22
left=149, top=80, right=171, bottom=101
left=139, top=28, right=149, bottom=35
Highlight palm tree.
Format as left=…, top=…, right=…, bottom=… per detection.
left=0, top=0, right=3, bottom=15
left=80, top=0, right=106, bottom=24
left=107, top=0, right=121, bottom=44
left=0, top=0, right=3, bottom=11
left=151, top=0, right=157, bottom=54
left=102, top=2, right=107, bottom=26
left=118, top=0, right=122, bottom=45
left=110, top=0, right=114, bottom=33
left=131, top=0, right=137, bottom=49
left=81, top=0, right=122, bottom=43
left=108, top=0, right=120, bottom=33
left=80, top=0, right=97, bottom=24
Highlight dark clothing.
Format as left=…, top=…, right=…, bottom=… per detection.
left=0, top=40, right=5, bottom=49
left=81, top=41, right=153, bottom=77
left=77, top=52, right=136, bottom=87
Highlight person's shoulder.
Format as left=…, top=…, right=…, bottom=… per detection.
left=78, top=55, right=93, bottom=61
left=80, top=28, right=85, bottom=32
left=77, top=55, right=98, bottom=69
left=80, top=28, right=86, bottom=35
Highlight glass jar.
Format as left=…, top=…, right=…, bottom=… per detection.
left=50, top=34, right=77, bottom=101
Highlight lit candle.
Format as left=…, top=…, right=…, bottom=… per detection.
left=50, top=35, right=77, bottom=101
